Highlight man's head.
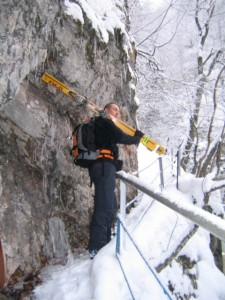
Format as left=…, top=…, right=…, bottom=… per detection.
left=104, top=102, right=120, bottom=118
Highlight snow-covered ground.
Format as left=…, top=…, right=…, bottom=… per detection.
left=33, top=145, right=225, bottom=300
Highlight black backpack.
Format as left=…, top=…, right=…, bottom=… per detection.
left=70, top=117, right=100, bottom=168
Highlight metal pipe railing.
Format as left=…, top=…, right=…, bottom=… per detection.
left=116, top=171, right=225, bottom=242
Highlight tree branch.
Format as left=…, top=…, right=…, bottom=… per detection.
left=206, top=49, right=224, bottom=77
left=136, top=0, right=173, bottom=47
left=209, top=179, right=225, bottom=192
left=156, top=225, right=199, bottom=273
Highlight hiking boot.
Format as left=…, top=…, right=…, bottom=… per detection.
left=89, top=249, right=98, bottom=260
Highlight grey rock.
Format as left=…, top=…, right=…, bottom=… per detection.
left=0, top=0, right=138, bottom=283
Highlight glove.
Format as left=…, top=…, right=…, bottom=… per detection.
left=134, top=129, right=144, bottom=139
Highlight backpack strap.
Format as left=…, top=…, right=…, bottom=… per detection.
left=86, top=118, right=96, bottom=153
left=97, top=149, right=114, bottom=160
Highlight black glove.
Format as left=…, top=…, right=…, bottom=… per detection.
left=134, top=129, right=144, bottom=139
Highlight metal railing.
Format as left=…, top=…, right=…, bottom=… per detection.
left=116, top=213, right=173, bottom=300
left=115, top=170, right=225, bottom=299
left=117, top=171, right=225, bottom=241
left=136, top=149, right=181, bottom=192
left=116, top=180, right=174, bottom=300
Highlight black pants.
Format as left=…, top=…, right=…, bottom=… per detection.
left=88, top=161, right=117, bottom=251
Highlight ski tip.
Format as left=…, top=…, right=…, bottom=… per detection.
left=155, top=145, right=167, bottom=156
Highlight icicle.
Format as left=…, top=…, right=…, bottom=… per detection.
left=48, top=217, right=70, bottom=261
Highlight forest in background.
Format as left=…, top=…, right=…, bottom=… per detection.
left=129, top=0, right=225, bottom=183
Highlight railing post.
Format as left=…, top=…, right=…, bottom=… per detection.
left=176, top=147, right=181, bottom=190
left=158, top=157, right=164, bottom=190
left=170, top=148, right=174, bottom=174
left=120, top=180, right=126, bottom=250
left=116, top=218, right=121, bottom=254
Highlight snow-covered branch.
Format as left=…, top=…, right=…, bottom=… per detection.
left=209, top=179, right=225, bottom=192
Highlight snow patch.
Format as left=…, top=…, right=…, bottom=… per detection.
left=64, top=0, right=84, bottom=24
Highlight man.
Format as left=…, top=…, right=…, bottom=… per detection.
left=88, top=102, right=144, bottom=259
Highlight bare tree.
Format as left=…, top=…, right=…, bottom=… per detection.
left=182, top=0, right=225, bottom=179
left=129, top=0, right=225, bottom=273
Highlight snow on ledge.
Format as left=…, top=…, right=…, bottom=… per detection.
left=64, top=0, right=84, bottom=24
left=64, top=0, right=131, bottom=50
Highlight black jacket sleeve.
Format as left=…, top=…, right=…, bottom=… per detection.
left=118, top=131, right=141, bottom=145
left=99, top=118, right=142, bottom=145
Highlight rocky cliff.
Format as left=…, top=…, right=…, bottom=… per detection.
left=0, top=0, right=138, bottom=289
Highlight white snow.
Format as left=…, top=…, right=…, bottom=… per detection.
left=64, top=0, right=84, bottom=24
left=34, top=144, right=225, bottom=300
left=64, top=0, right=130, bottom=45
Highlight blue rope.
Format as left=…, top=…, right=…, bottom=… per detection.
left=116, top=252, right=136, bottom=300
left=126, top=192, right=143, bottom=209
left=117, top=215, right=173, bottom=300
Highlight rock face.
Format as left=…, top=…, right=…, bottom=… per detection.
left=0, top=0, right=138, bottom=283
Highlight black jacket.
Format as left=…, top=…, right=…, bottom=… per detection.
left=94, top=116, right=141, bottom=160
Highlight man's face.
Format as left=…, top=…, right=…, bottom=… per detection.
left=105, top=104, right=120, bottom=118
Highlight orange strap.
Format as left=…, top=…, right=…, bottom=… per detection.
left=97, top=149, right=114, bottom=160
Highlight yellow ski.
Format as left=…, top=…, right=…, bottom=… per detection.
left=111, top=118, right=166, bottom=155
left=42, top=72, right=167, bottom=155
